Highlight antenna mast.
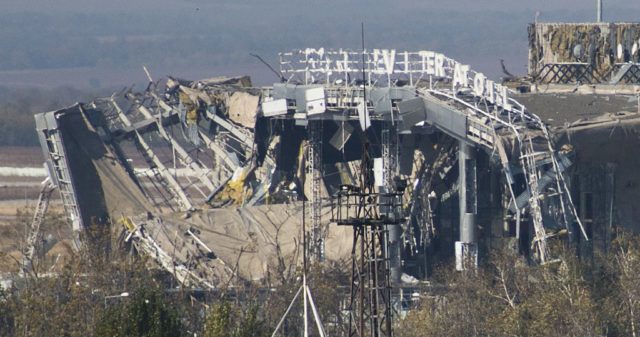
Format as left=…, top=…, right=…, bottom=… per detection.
left=330, top=23, right=403, bottom=337
left=270, top=174, right=326, bottom=337
left=597, top=0, right=603, bottom=22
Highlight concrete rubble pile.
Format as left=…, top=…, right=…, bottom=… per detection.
left=32, top=41, right=640, bottom=289
left=34, top=75, right=357, bottom=288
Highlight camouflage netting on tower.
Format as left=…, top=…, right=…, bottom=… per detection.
left=528, top=23, right=640, bottom=83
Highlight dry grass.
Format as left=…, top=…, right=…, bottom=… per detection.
left=0, top=148, right=74, bottom=272
left=0, top=146, right=46, bottom=200
left=0, top=146, right=44, bottom=167
left=0, top=221, right=23, bottom=251
left=0, top=186, right=41, bottom=201
left=0, top=176, right=42, bottom=183
left=0, top=207, right=71, bottom=273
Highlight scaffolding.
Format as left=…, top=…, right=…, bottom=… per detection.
left=42, top=123, right=83, bottom=235
left=23, top=178, right=56, bottom=270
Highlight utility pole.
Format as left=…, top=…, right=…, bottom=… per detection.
left=597, top=0, right=603, bottom=23
left=456, top=142, right=478, bottom=271
left=331, top=25, right=404, bottom=334
left=271, top=189, right=326, bottom=337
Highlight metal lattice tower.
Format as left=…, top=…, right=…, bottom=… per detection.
left=381, top=124, right=398, bottom=189
left=308, top=120, right=324, bottom=261
left=332, top=141, right=403, bottom=337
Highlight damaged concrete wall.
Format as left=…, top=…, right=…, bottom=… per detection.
left=35, top=43, right=619, bottom=287
left=555, top=117, right=640, bottom=240
left=57, top=105, right=153, bottom=226
left=228, top=91, right=259, bottom=129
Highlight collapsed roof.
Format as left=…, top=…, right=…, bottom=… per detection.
left=35, top=47, right=629, bottom=288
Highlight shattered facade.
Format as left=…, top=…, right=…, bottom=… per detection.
left=31, top=26, right=640, bottom=291
left=523, top=21, right=640, bottom=257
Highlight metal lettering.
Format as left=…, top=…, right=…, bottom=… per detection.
left=473, top=73, right=486, bottom=97
left=453, top=63, right=470, bottom=90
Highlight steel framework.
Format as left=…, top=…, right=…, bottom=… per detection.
left=332, top=142, right=404, bottom=337
left=23, top=178, right=56, bottom=271
left=33, top=47, right=590, bottom=291
left=536, top=63, right=605, bottom=84
left=308, top=120, right=324, bottom=261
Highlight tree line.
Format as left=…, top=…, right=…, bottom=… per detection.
left=0, top=215, right=351, bottom=337
left=0, top=86, right=107, bottom=147
left=3, top=214, right=640, bottom=336
left=399, top=232, right=640, bottom=337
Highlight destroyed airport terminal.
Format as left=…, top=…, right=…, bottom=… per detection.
left=31, top=21, right=640, bottom=290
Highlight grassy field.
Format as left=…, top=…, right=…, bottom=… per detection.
left=0, top=146, right=54, bottom=272
left=0, top=146, right=44, bottom=167
left=0, top=145, right=69, bottom=272
left=1, top=146, right=48, bottom=202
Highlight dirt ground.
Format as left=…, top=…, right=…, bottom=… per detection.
left=0, top=146, right=72, bottom=273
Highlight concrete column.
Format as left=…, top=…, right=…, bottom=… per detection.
left=456, top=141, right=478, bottom=270
left=388, top=221, right=402, bottom=285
